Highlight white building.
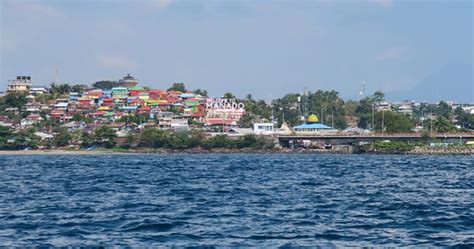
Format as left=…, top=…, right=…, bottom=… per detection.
left=29, top=86, right=48, bottom=95
left=397, top=105, right=413, bottom=115
left=376, top=101, right=392, bottom=111
left=253, top=123, right=274, bottom=135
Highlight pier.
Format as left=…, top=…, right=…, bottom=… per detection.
left=278, top=133, right=474, bottom=147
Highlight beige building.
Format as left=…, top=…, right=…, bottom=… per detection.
left=7, top=76, right=32, bottom=92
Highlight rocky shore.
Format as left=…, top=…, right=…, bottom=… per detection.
left=406, top=146, right=474, bottom=155
left=0, top=146, right=472, bottom=155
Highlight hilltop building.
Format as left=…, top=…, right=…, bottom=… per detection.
left=375, top=101, right=392, bottom=111
left=7, top=76, right=32, bottom=92
left=29, top=86, right=48, bottom=95
left=119, top=73, right=139, bottom=88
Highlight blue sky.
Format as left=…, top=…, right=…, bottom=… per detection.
left=1, top=0, right=472, bottom=101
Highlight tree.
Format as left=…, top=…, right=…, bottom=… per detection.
left=11, top=128, right=40, bottom=150
left=80, top=131, right=94, bottom=147
left=194, top=89, right=208, bottom=97
left=50, top=83, right=71, bottom=96
left=94, top=125, right=117, bottom=148
left=71, top=84, right=86, bottom=93
left=166, top=130, right=203, bottom=149
left=72, top=113, right=92, bottom=123
left=272, top=93, right=301, bottom=126
left=374, top=111, right=413, bottom=133
left=168, top=83, right=186, bottom=92
left=53, top=128, right=72, bottom=147
left=4, top=92, right=28, bottom=109
left=92, top=81, right=120, bottom=90
left=138, top=128, right=168, bottom=148
left=0, top=126, right=13, bottom=149
left=356, top=97, right=375, bottom=129
left=243, top=98, right=272, bottom=122
left=437, top=101, right=452, bottom=119
left=372, top=91, right=385, bottom=103
left=118, top=113, right=148, bottom=125
left=223, top=92, right=236, bottom=99
left=237, top=113, right=254, bottom=128
left=345, top=100, right=358, bottom=117
left=34, top=93, right=54, bottom=105
left=235, top=134, right=258, bottom=148
left=204, top=135, right=233, bottom=149
left=433, top=116, right=454, bottom=132
left=121, top=132, right=137, bottom=149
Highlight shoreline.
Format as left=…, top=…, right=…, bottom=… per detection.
left=0, top=147, right=472, bottom=155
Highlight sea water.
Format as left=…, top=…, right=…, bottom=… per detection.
left=0, top=154, right=472, bottom=247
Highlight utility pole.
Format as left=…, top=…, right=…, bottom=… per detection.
left=332, top=109, right=334, bottom=128
left=382, top=110, right=385, bottom=136
left=372, top=103, right=375, bottom=131
left=321, top=107, right=324, bottom=125
left=421, top=108, right=424, bottom=128
left=430, top=112, right=433, bottom=137
left=280, top=107, right=285, bottom=124
left=297, top=96, right=302, bottom=124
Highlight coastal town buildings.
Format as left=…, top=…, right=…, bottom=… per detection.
left=1, top=73, right=473, bottom=151
left=7, top=76, right=32, bottom=92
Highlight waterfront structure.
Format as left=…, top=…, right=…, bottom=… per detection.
left=293, top=114, right=335, bottom=134
left=7, top=76, right=32, bottom=92
left=253, top=123, right=274, bottom=135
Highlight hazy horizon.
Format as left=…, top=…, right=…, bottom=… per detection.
left=1, top=0, right=472, bottom=102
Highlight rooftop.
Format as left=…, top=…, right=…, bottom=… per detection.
left=293, top=123, right=333, bottom=129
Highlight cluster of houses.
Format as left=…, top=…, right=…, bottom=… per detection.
left=374, top=100, right=473, bottom=116
left=1, top=74, right=271, bottom=140
left=374, top=100, right=474, bottom=131
left=1, top=74, right=472, bottom=143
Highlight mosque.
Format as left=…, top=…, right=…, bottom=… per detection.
left=292, top=114, right=335, bottom=134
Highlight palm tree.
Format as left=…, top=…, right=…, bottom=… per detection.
left=433, top=116, right=454, bottom=132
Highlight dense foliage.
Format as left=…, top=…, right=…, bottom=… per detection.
left=373, top=140, right=419, bottom=153
left=126, top=129, right=274, bottom=150
left=168, top=83, right=186, bottom=92
left=92, top=81, right=121, bottom=90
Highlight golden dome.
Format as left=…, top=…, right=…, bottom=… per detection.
left=307, top=114, right=319, bottom=123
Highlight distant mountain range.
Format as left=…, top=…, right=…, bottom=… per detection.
left=389, top=62, right=473, bottom=103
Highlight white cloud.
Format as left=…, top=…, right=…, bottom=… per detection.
left=97, top=54, right=138, bottom=69
left=373, top=47, right=405, bottom=62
